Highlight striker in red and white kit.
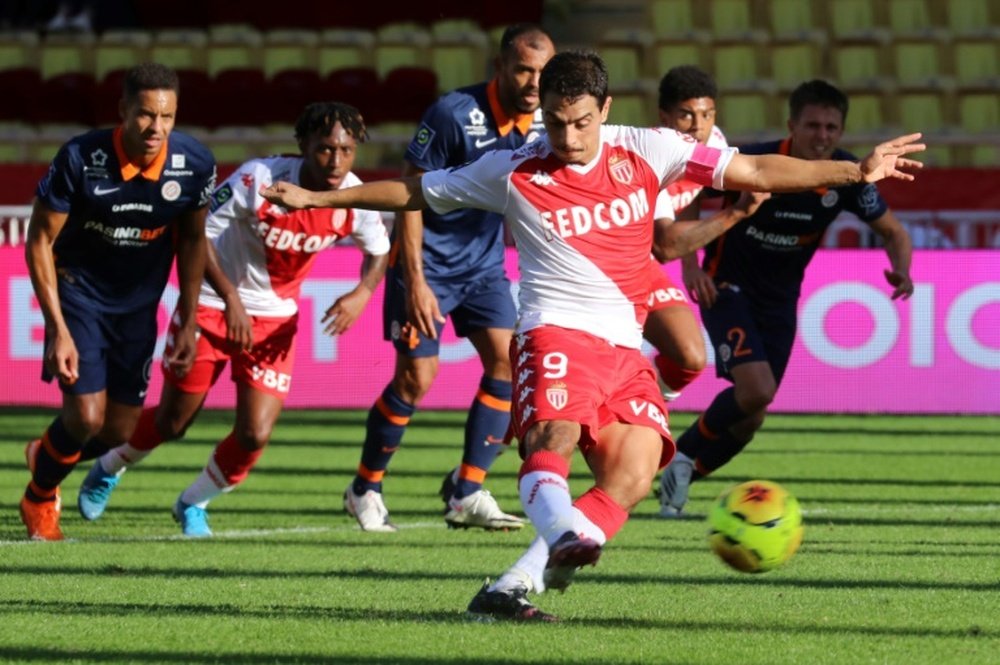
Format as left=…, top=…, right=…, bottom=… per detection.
left=422, top=125, right=736, bottom=462
left=646, top=124, right=730, bottom=313
left=163, top=156, right=390, bottom=397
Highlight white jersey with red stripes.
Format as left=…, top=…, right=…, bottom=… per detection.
left=653, top=124, right=730, bottom=221
left=199, top=157, right=390, bottom=317
left=422, top=124, right=736, bottom=349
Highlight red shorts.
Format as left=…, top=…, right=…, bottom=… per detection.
left=163, top=305, right=299, bottom=399
left=510, top=326, right=675, bottom=468
left=646, top=258, right=690, bottom=313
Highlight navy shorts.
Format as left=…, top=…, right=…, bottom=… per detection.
left=382, top=265, right=517, bottom=357
left=701, top=284, right=797, bottom=385
left=42, top=295, right=158, bottom=405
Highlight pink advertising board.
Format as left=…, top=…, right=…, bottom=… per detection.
left=1, top=247, right=998, bottom=414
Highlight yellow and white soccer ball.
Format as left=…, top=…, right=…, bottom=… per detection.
left=707, top=480, right=804, bottom=573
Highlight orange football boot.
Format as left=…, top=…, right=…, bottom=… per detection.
left=20, top=494, right=64, bottom=541
left=25, top=439, right=62, bottom=512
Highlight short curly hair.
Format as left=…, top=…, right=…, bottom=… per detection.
left=294, top=102, right=368, bottom=143
left=657, top=65, right=717, bottom=112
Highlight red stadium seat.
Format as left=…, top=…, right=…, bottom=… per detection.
left=34, top=73, right=98, bottom=126
left=0, top=67, right=42, bottom=123
left=378, top=67, right=438, bottom=123
left=323, top=67, right=382, bottom=125
left=212, top=68, right=269, bottom=127
left=268, top=68, right=325, bottom=125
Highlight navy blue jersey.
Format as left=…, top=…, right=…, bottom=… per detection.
left=36, top=127, right=216, bottom=312
left=703, top=139, right=888, bottom=306
left=404, top=79, right=544, bottom=281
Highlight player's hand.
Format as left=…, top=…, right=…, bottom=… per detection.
left=45, top=328, right=79, bottom=385
left=223, top=294, right=254, bottom=351
left=406, top=277, right=445, bottom=340
left=860, top=134, right=925, bottom=183
left=884, top=269, right=914, bottom=300
left=322, top=287, right=372, bottom=336
left=733, top=191, right=770, bottom=216
left=165, top=323, right=198, bottom=379
left=683, top=262, right=718, bottom=308
left=261, top=181, right=314, bottom=210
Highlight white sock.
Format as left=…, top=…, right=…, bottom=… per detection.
left=179, top=458, right=232, bottom=508
left=492, top=535, right=549, bottom=594
left=100, top=444, right=151, bottom=475
left=572, top=506, right=608, bottom=545
left=518, top=470, right=575, bottom=546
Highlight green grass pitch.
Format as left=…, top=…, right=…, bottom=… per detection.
left=1, top=407, right=997, bottom=664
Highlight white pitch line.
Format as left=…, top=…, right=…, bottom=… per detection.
left=0, top=520, right=445, bottom=547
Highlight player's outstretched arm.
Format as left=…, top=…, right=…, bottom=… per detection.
left=653, top=191, right=770, bottom=261
left=262, top=177, right=427, bottom=212
left=723, top=133, right=925, bottom=192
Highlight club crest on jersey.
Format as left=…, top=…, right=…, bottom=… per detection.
left=609, top=156, right=634, bottom=185
left=546, top=382, right=568, bottom=410
left=161, top=180, right=181, bottom=201
left=821, top=190, right=839, bottom=208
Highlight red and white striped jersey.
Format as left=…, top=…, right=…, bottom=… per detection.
left=422, top=124, right=736, bottom=348
left=198, top=156, right=389, bottom=317
left=653, top=125, right=730, bottom=221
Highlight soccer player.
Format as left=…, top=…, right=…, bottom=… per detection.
left=261, top=51, right=924, bottom=620
left=658, top=80, right=916, bottom=517
left=342, top=24, right=555, bottom=532
left=20, top=62, right=215, bottom=541
left=75, top=102, right=390, bottom=536
left=644, top=65, right=731, bottom=403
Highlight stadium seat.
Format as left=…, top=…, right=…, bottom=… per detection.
left=33, top=73, right=98, bottom=126
left=830, top=42, right=888, bottom=89
left=378, top=67, right=438, bottom=123
left=261, top=29, right=319, bottom=79
left=842, top=92, right=890, bottom=136
left=373, top=23, right=431, bottom=78
left=766, top=0, right=827, bottom=41
left=607, top=80, right=658, bottom=127
left=769, top=42, right=823, bottom=92
left=598, top=29, right=654, bottom=82
left=94, top=31, right=152, bottom=81
left=369, top=120, right=418, bottom=167
left=0, top=124, right=34, bottom=162
left=318, top=29, right=376, bottom=76
left=952, top=39, right=999, bottom=87
left=649, top=0, right=708, bottom=40
left=650, top=39, right=707, bottom=76
left=207, top=126, right=256, bottom=165
left=0, top=68, right=42, bottom=123
left=39, top=33, right=96, bottom=79
left=324, top=67, right=382, bottom=124
left=706, top=0, right=768, bottom=41
left=212, top=68, right=271, bottom=125
left=897, top=92, right=950, bottom=135
left=711, top=41, right=765, bottom=91
left=429, top=29, right=491, bottom=92
left=717, top=91, right=779, bottom=140
left=149, top=29, right=209, bottom=72
left=205, top=26, right=263, bottom=77
left=430, top=18, right=485, bottom=39
left=174, top=68, right=218, bottom=129
left=267, top=68, right=325, bottom=125
left=891, top=39, right=952, bottom=89
left=957, top=92, right=1000, bottom=134
left=824, top=0, right=890, bottom=41
left=946, top=0, right=998, bottom=38
left=92, top=69, right=130, bottom=127
left=0, top=30, right=39, bottom=72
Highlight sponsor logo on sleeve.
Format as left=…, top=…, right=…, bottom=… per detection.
left=408, top=123, right=436, bottom=160
left=210, top=183, right=233, bottom=211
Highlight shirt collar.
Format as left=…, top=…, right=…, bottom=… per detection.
left=113, top=126, right=168, bottom=181
left=486, top=78, right=536, bottom=137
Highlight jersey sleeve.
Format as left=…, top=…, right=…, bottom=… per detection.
left=206, top=161, right=257, bottom=241
left=35, top=142, right=79, bottom=213
left=653, top=188, right=676, bottom=221
left=405, top=97, right=464, bottom=171
left=845, top=182, right=890, bottom=223
left=637, top=127, right=737, bottom=191
left=348, top=208, right=391, bottom=255
left=421, top=150, right=513, bottom=216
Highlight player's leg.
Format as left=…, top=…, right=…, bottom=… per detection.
left=78, top=305, right=224, bottom=520
left=643, top=262, right=706, bottom=400
left=22, top=300, right=113, bottom=540
left=442, top=324, right=522, bottom=530
left=347, top=274, right=447, bottom=532
left=172, top=313, right=295, bottom=536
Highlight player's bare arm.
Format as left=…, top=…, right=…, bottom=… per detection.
left=263, top=177, right=427, bottom=212
left=870, top=210, right=915, bottom=300
left=322, top=252, right=389, bottom=336
left=166, top=205, right=209, bottom=377
left=25, top=201, right=78, bottom=384
left=653, top=191, right=770, bottom=262
left=398, top=163, right=446, bottom=339
left=723, top=133, right=925, bottom=192
left=203, top=240, right=253, bottom=350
